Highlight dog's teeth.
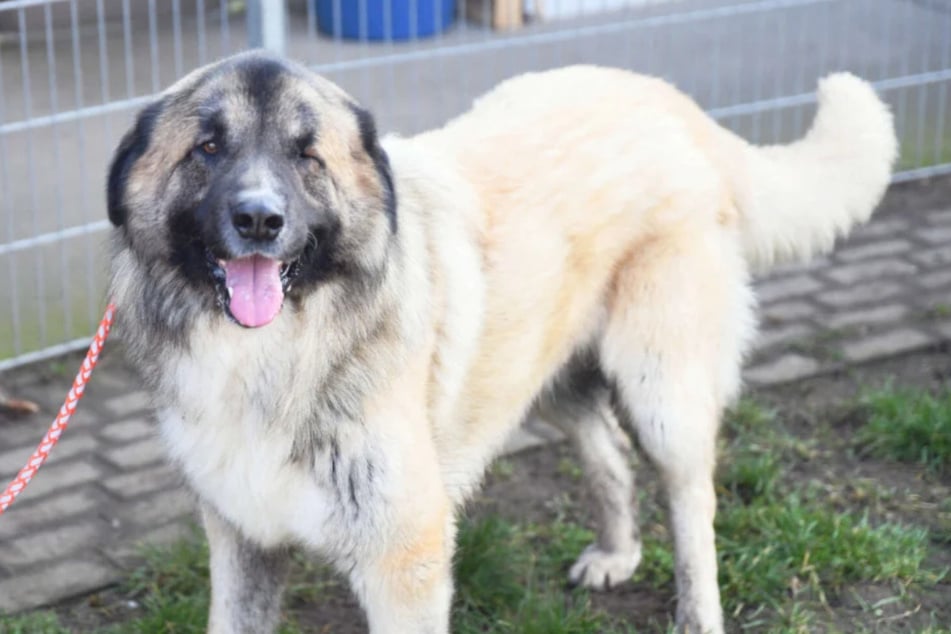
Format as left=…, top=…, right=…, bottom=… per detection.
left=227, top=286, right=233, bottom=298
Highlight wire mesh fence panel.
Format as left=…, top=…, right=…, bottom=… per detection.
left=0, top=0, right=245, bottom=368
left=0, top=0, right=949, bottom=369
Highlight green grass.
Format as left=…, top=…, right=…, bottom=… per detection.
left=632, top=536, right=675, bottom=589
left=0, top=612, right=70, bottom=634
left=631, top=488, right=931, bottom=621
left=453, top=516, right=528, bottom=618
left=724, top=398, right=778, bottom=435
left=634, top=398, right=936, bottom=629
left=717, top=494, right=929, bottom=613
left=713, top=399, right=935, bottom=621
left=453, top=516, right=634, bottom=633
left=720, top=400, right=786, bottom=504
left=101, top=530, right=216, bottom=634
left=856, top=387, right=951, bottom=472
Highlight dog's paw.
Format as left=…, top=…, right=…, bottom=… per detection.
left=568, top=544, right=641, bottom=591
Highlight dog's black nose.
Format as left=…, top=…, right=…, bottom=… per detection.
left=232, top=199, right=285, bottom=241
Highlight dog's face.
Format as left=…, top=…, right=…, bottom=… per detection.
left=108, top=53, right=396, bottom=328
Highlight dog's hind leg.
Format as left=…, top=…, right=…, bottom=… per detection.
left=536, top=355, right=642, bottom=591
left=598, top=228, right=752, bottom=634
left=202, top=504, right=290, bottom=634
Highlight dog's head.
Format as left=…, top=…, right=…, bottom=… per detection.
left=108, top=52, right=396, bottom=328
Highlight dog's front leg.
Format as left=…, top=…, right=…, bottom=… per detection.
left=350, top=502, right=456, bottom=633
left=202, top=504, right=290, bottom=634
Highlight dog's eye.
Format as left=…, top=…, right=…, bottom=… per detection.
left=199, top=140, right=219, bottom=156
left=300, top=147, right=323, bottom=165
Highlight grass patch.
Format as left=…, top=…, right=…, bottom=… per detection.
left=716, top=398, right=934, bottom=621
left=857, top=387, right=951, bottom=472
left=453, top=516, right=633, bottom=633
left=490, top=457, right=516, bottom=480
left=720, top=399, right=784, bottom=504
left=717, top=494, right=930, bottom=615
left=0, top=612, right=69, bottom=634
left=719, top=448, right=781, bottom=503
left=632, top=534, right=675, bottom=589
left=724, top=398, right=777, bottom=436
left=628, top=487, right=931, bottom=621
left=125, top=530, right=210, bottom=600
left=102, top=529, right=215, bottom=634
left=454, top=516, right=528, bottom=617
left=16, top=525, right=309, bottom=634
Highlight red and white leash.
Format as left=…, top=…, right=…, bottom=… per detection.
left=0, top=303, right=116, bottom=516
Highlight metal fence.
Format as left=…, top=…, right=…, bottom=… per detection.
left=1, top=0, right=949, bottom=371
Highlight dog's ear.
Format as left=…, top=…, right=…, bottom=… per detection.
left=348, top=103, right=397, bottom=231
left=107, top=99, right=164, bottom=227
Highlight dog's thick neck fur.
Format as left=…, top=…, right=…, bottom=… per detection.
left=111, top=225, right=413, bottom=449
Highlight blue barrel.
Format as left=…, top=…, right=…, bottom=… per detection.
left=316, top=0, right=456, bottom=40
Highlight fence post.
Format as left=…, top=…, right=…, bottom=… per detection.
left=247, top=0, right=287, bottom=56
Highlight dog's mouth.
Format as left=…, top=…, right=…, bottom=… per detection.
left=206, top=250, right=304, bottom=328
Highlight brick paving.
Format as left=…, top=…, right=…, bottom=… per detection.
left=746, top=179, right=951, bottom=384
left=0, top=177, right=949, bottom=612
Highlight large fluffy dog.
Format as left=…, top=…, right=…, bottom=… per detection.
left=107, top=52, right=896, bottom=633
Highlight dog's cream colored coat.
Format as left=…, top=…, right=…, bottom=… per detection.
left=125, top=65, right=895, bottom=633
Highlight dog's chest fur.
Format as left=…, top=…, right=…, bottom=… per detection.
left=153, top=310, right=400, bottom=554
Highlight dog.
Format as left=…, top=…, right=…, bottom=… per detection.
left=106, top=51, right=896, bottom=633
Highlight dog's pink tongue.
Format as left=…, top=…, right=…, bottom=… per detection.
left=223, top=255, right=284, bottom=328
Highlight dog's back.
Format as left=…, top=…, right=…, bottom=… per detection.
left=412, top=66, right=896, bottom=492
left=405, top=68, right=895, bottom=633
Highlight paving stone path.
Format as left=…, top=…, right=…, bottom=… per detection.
left=0, top=177, right=949, bottom=613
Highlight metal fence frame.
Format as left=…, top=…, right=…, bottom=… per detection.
left=1, top=0, right=949, bottom=371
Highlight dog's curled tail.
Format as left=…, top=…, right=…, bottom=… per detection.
left=721, top=73, right=898, bottom=271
